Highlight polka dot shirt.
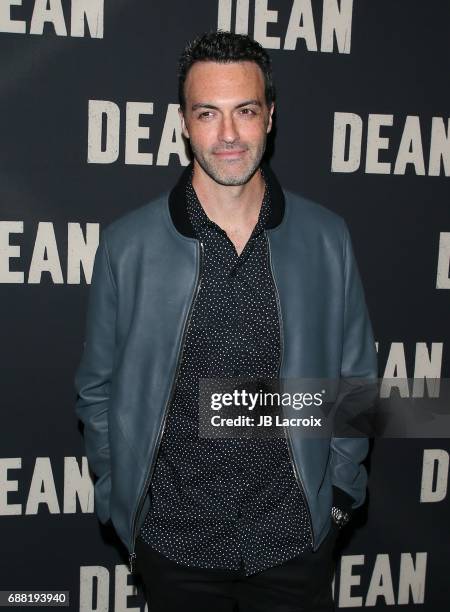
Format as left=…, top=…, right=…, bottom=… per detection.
left=138, top=171, right=313, bottom=576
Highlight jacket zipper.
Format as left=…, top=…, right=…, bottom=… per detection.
left=264, top=231, right=315, bottom=550
left=128, top=240, right=204, bottom=573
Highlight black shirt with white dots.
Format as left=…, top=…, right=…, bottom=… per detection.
left=138, top=169, right=313, bottom=576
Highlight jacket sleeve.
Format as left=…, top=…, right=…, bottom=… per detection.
left=330, top=221, right=378, bottom=513
left=74, top=232, right=117, bottom=525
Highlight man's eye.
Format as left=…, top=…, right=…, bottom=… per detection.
left=198, top=111, right=214, bottom=119
left=240, top=108, right=255, bottom=115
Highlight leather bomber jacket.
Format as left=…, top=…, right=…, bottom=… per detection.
left=74, top=163, right=378, bottom=572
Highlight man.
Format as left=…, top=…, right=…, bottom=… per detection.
left=74, top=31, right=378, bottom=612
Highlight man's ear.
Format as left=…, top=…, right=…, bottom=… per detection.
left=266, top=103, right=275, bottom=134
left=178, top=107, right=190, bottom=139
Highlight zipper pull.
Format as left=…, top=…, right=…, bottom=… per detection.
left=129, top=551, right=136, bottom=574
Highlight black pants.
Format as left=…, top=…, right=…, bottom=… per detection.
left=134, top=525, right=338, bottom=612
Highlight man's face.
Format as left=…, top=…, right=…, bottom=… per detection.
left=179, top=61, right=274, bottom=186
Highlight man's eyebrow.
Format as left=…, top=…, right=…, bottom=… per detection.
left=235, top=99, right=262, bottom=109
left=191, top=99, right=263, bottom=111
left=191, top=103, right=218, bottom=111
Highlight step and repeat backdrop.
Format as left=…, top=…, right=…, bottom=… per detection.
left=1, top=1, right=449, bottom=610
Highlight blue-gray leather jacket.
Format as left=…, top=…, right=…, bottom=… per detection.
left=74, top=164, right=378, bottom=572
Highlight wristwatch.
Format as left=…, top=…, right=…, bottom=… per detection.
left=331, top=506, right=351, bottom=529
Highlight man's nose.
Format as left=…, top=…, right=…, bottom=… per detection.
left=218, top=115, right=238, bottom=144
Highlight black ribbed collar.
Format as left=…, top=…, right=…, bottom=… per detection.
left=168, top=161, right=285, bottom=238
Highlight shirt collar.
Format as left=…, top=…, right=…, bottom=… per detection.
left=169, top=161, right=285, bottom=238
left=185, top=169, right=272, bottom=240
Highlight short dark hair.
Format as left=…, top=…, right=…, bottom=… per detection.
left=178, top=30, right=275, bottom=111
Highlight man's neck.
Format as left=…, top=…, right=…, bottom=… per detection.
left=191, top=160, right=265, bottom=236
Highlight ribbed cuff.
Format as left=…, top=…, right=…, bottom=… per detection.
left=332, top=485, right=355, bottom=515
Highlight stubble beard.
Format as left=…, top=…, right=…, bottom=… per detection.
left=190, top=137, right=267, bottom=187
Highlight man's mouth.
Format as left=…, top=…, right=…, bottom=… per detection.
left=213, top=149, right=247, bottom=159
